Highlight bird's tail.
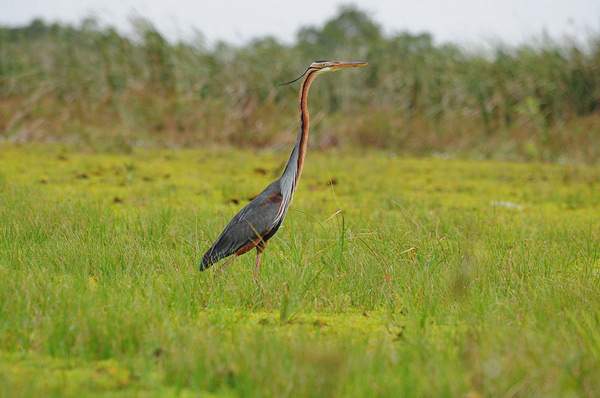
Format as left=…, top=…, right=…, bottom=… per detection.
left=199, top=245, right=231, bottom=271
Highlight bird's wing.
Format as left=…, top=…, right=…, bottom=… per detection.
left=200, top=180, right=284, bottom=269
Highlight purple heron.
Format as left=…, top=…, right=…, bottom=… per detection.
left=200, top=60, right=368, bottom=279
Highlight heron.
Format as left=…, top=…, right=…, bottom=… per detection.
left=200, top=60, right=368, bottom=279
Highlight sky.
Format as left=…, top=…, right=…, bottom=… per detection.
left=1, top=0, right=599, bottom=46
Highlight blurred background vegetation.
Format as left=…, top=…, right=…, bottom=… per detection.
left=1, top=6, right=599, bottom=162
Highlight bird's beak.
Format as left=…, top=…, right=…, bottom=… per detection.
left=330, top=61, right=368, bottom=70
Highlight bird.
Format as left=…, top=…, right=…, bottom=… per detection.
left=200, top=60, right=368, bottom=280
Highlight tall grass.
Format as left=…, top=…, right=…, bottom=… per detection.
left=1, top=6, right=600, bottom=161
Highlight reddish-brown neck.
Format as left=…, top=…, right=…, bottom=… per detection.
left=295, top=70, right=318, bottom=182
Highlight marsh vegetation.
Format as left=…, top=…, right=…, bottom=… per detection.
left=1, top=6, right=600, bottom=162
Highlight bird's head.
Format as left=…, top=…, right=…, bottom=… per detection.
left=281, top=60, right=368, bottom=85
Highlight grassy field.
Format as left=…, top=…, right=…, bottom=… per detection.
left=0, top=144, right=599, bottom=397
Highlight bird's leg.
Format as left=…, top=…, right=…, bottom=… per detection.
left=253, top=245, right=265, bottom=284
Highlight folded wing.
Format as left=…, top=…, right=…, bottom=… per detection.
left=200, top=180, right=285, bottom=270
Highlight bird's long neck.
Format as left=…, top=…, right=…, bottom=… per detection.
left=281, top=70, right=318, bottom=187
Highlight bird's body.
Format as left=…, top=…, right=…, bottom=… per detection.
left=201, top=179, right=286, bottom=266
left=200, top=60, right=367, bottom=277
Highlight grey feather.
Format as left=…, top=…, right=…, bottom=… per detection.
left=200, top=180, right=286, bottom=269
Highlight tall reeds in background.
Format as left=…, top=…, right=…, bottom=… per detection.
left=1, top=6, right=599, bottom=161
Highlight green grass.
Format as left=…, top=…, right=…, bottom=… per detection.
left=1, top=144, right=599, bottom=397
